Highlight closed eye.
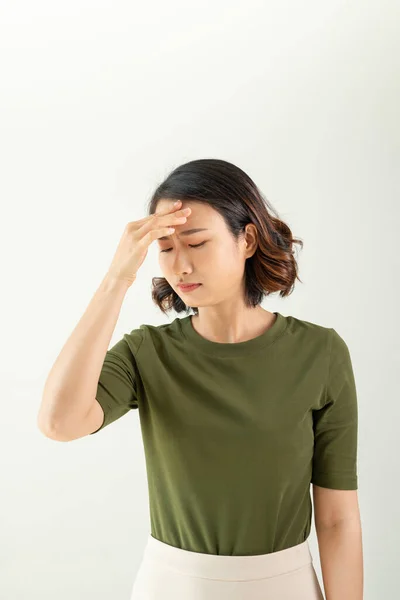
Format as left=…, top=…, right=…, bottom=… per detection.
left=160, top=241, right=207, bottom=253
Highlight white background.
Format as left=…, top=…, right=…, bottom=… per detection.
left=1, top=1, right=398, bottom=598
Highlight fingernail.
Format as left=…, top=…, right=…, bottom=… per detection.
left=173, top=201, right=181, bottom=206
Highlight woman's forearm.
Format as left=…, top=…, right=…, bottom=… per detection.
left=316, top=519, right=364, bottom=600
left=38, top=273, right=131, bottom=434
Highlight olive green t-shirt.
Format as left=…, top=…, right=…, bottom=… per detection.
left=90, top=312, right=358, bottom=556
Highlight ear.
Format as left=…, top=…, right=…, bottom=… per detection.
left=243, top=223, right=258, bottom=258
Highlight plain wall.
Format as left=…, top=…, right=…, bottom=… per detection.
left=0, top=1, right=398, bottom=598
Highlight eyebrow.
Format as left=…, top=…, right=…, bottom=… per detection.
left=158, top=227, right=209, bottom=241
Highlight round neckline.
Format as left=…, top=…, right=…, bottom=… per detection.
left=178, top=311, right=287, bottom=357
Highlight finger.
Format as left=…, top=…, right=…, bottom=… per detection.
left=139, top=226, right=176, bottom=246
left=154, top=200, right=182, bottom=215
left=127, top=201, right=184, bottom=229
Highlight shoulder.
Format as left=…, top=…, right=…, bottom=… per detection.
left=123, top=317, right=185, bottom=352
left=285, top=314, right=330, bottom=335
left=284, top=313, right=331, bottom=346
left=284, top=314, right=350, bottom=361
left=286, top=314, right=345, bottom=339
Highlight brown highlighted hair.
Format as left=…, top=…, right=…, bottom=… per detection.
left=147, top=158, right=303, bottom=316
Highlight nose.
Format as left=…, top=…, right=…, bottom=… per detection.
left=172, top=250, right=193, bottom=276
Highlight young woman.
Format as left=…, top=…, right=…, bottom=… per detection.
left=39, top=158, right=363, bottom=599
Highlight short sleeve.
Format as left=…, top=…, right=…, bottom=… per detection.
left=311, top=328, right=359, bottom=490
left=90, top=327, right=145, bottom=435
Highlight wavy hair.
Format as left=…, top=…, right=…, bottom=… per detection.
left=147, top=158, right=303, bottom=316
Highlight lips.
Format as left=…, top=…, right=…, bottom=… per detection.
left=178, top=283, right=201, bottom=290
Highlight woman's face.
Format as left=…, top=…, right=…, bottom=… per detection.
left=155, top=199, right=257, bottom=309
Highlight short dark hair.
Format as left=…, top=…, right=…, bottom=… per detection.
left=147, top=158, right=303, bottom=316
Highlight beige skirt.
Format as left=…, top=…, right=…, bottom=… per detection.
left=130, top=534, right=324, bottom=599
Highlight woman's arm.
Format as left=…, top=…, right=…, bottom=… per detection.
left=313, top=485, right=364, bottom=600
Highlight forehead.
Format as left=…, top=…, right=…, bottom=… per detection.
left=156, top=199, right=211, bottom=216
left=156, top=199, right=224, bottom=225
left=155, top=200, right=223, bottom=241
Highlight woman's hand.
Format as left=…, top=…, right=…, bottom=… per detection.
left=105, top=200, right=191, bottom=287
